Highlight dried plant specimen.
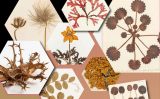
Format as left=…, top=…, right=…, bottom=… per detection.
left=106, top=0, right=160, bottom=70
left=11, top=17, right=26, bottom=40
left=84, top=57, right=119, bottom=90
left=139, top=96, right=145, bottom=99
left=53, top=26, right=86, bottom=65
left=119, top=86, right=125, bottom=99
left=133, top=84, right=138, bottom=98
left=127, top=85, right=133, bottom=97
left=138, top=85, right=146, bottom=95
left=40, top=71, right=77, bottom=99
left=111, top=87, right=118, bottom=99
left=0, top=42, right=47, bottom=89
left=29, top=3, right=55, bottom=49
left=66, top=0, right=108, bottom=28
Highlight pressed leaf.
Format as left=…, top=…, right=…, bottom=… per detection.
left=69, top=77, right=75, bottom=83
left=52, top=72, right=58, bottom=82
left=62, top=81, right=68, bottom=89
left=55, top=81, right=62, bottom=90
left=57, top=92, right=64, bottom=99
left=49, top=96, right=56, bottom=99
left=67, top=96, right=74, bottom=99
left=47, top=85, right=54, bottom=93
left=61, top=74, right=69, bottom=81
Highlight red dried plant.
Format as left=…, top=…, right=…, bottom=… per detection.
left=67, top=0, right=108, bottom=28
left=106, top=0, right=160, bottom=70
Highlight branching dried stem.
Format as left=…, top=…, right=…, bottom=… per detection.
left=0, top=42, right=48, bottom=89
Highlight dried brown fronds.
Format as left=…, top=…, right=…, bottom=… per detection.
left=0, top=42, right=48, bottom=90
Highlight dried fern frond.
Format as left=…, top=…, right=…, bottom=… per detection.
left=29, top=3, right=55, bottom=26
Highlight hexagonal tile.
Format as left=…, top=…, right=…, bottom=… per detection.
left=62, top=0, right=110, bottom=31
left=0, top=41, right=54, bottom=94
left=5, top=0, right=62, bottom=49
left=102, top=0, right=160, bottom=72
left=83, top=57, right=119, bottom=91
left=40, top=68, right=84, bottom=99
left=47, top=23, right=94, bottom=65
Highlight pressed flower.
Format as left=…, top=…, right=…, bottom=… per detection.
left=106, top=47, right=120, bottom=61
left=147, top=45, right=160, bottom=59
left=141, top=56, right=151, bottom=64
left=140, top=15, right=151, bottom=25
left=128, top=60, right=141, bottom=70
left=125, top=16, right=133, bottom=25
left=126, top=44, right=135, bottom=52
left=121, top=32, right=127, bottom=38
left=111, top=87, right=119, bottom=95
left=106, top=17, right=118, bottom=30
left=61, top=26, right=78, bottom=43
left=138, top=85, right=146, bottom=94
left=114, top=8, right=127, bottom=20
left=131, top=0, right=146, bottom=13
left=139, top=24, right=146, bottom=31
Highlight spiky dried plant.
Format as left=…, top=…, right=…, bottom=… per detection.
left=29, top=3, right=55, bottom=49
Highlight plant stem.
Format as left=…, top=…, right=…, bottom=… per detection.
left=118, top=36, right=132, bottom=50
left=69, top=41, right=71, bottom=64
left=14, top=28, right=18, bottom=41
left=44, top=24, right=47, bottom=49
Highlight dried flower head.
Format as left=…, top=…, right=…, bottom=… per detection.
left=111, top=87, right=118, bottom=95
left=139, top=96, right=145, bottom=99
left=127, top=85, right=133, bottom=91
left=128, top=60, right=141, bottom=70
left=139, top=24, right=147, bottom=31
left=29, top=3, right=55, bottom=26
left=11, top=17, right=26, bottom=28
left=140, top=15, right=151, bottom=25
left=106, top=17, right=118, bottom=30
left=126, top=44, right=135, bottom=52
left=131, top=0, right=146, bottom=13
left=121, top=32, right=127, bottom=38
left=133, top=84, right=138, bottom=90
left=61, top=26, right=78, bottom=43
left=138, top=85, right=146, bottom=94
left=114, top=8, right=127, bottom=20
left=119, top=86, right=125, bottom=93
left=141, top=56, right=151, bottom=64
left=125, top=16, right=134, bottom=25
left=147, top=45, right=160, bottom=59
left=106, top=47, right=120, bottom=61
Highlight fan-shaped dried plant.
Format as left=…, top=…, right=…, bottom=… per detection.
left=29, top=3, right=55, bottom=49
left=11, top=17, right=26, bottom=40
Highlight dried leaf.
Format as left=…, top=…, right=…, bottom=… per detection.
left=47, top=85, right=54, bottom=94
left=62, top=81, right=68, bottom=89
left=49, top=96, right=56, bottom=99
left=61, top=74, right=69, bottom=81
left=55, top=81, right=62, bottom=90
left=52, top=72, right=58, bottom=82
left=57, top=92, right=64, bottom=99
left=69, top=77, right=75, bottom=83
left=67, top=96, right=74, bottom=99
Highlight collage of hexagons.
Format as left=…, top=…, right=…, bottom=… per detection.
left=0, top=0, right=160, bottom=99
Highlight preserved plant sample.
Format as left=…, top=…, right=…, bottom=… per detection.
left=106, top=0, right=160, bottom=70
left=84, top=57, right=119, bottom=90
left=0, top=42, right=47, bottom=89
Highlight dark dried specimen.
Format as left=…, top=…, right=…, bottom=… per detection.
left=127, top=44, right=135, bottom=52
left=106, top=47, right=120, bottom=61
left=139, top=24, right=146, bottom=31
left=127, top=85, right=133, bottom=91
left=129, top=60, right=141, bottom=70
left=138, top=85, right=146, bottom=94
left=131, top=0, right=146, bottom=13
left=139, top=96, right=145, bottom=99
left=114, top=8, right=127, bottom=20
left=133, top=84, right=138, bottom=90
left=125, top=16, right=134, bottom=25
left=147, top=45, right=160, bottom=59
left=140, top=15, right=151, bottom=25
left=0, top=42, right=47, bottom=89
left=53, top=47, right=86, bottom=64
left=121, top=32, right=127, bottom=38
left=119, top=86, right=125, bottom=93
left=141, top=56, right=151, bottom=64
left=106, top=17, right=118, bottom=30
left=111, top=87, right=118, bottom=95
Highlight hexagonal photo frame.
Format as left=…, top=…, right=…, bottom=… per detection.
left=47, top=23, right=94, bottom=65
left=0, top=41, right=54, bottom=94
left=102, top=0, right=160, bottom=72
left=62, top=0, right=110, bottom=31
left=40, top=68, right=84, bottom=99
left=5, top=0, right=62, bottom=49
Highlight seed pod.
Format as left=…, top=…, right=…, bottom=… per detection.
left=52, top=72, right=58, bottom=82
left=57, top=92, right=64, bottom=99
left=55, top=81, right=62, bottom=90
left=47, top=85, right=54, bottom=93
left=69, top=77, right=75, bottom=83
left=62, top=81, right=68, bottom=89
left=61, top=74, right=69, bottom=81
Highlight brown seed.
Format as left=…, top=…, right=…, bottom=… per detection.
left=69, top=77, right=75, bottom=83
left=61, top=74, right=69, bottom=81
left=52, top=72, right=58, bottom=82
left=49, top=96, right=56, bottom=99
left=57, top=92, right=64, bottom=99
left=47, top=85, right=54, bottom=93
left=40, top=89, right=49, bottom=97
left=62, top=81, right=68, bottom=89
left=67, top=96, right=74, bottom=99
left=55, top=81, right=62, bottom=90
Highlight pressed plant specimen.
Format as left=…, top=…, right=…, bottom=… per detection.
left=11, top=17, right=26, bottom=40
left=127, top=85, right=133, bottom=98
left=106, top=0, right=160, bottom=70
left=53, top=26, right=86, bottom=64
left=84, top=57, right=119, bottom=90
left=66, top=0, right=108, bottom=28
left=119, top=86, right=125, bottom=99
left=138, top=85, right=146, bottom=97
left=133, top=84, right=138, bottom=98
left=0, top=42, right=47, bottom=89
left=29, top=3, right=55, bottom=49
left=111, top=87, right=118, bottom=99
